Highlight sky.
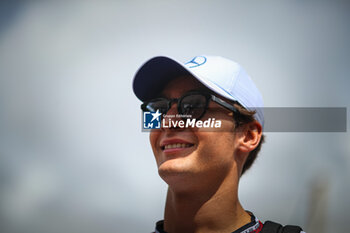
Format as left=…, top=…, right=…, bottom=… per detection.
left=0, top=1, right=349, bottom=233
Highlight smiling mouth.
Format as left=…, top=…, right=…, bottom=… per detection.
left=161, top=143, right=194, bottom=150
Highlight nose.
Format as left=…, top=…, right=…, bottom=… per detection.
left=166, top=100, right=179, bottom=116
left=165, top=101, right=182, bottom=121
left=162, top=101, right=183, bottom=130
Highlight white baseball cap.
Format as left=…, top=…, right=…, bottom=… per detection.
left=133, top=55, right=264, bottom=127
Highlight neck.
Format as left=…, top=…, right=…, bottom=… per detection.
left=163, top=172, right=251, bottom=233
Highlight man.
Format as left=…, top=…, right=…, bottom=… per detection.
left=133, top=55, right=304, bottom=233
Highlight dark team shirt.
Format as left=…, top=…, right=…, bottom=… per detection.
left=154, top=212, right=263, bottom=233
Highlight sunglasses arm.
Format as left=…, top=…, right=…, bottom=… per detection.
left=210, top=95, right=239, bottom=114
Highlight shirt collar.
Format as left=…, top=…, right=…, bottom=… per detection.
left=154, top=211, right=263, bottom=233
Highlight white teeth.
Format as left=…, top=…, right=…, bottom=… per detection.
left=164, top=143, right=192, bottom=150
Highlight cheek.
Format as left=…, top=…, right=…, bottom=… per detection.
left=199, top=132, right=235, bottom=155
left=196, top=121, right=237, bottom=165
left=149, top=130, right=160, bottom=154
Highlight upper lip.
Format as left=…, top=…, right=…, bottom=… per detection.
left=160, top=138, right=194, bottom=149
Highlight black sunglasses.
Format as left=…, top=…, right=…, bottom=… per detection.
left=141, top=91, right=239, bottom=120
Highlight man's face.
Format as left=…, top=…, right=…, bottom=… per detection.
left=149, top=76, right=241, bottom=191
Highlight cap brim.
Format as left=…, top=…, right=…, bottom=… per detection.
left=133, top=56, right=238, bottom=102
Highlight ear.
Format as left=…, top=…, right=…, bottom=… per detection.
left=236, top=121, right=262, bottom=153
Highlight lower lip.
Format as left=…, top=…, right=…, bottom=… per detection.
left=162, top=146, right=193, bottom=154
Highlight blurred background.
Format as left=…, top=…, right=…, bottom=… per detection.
left=0, top=1, right=349, bottom=232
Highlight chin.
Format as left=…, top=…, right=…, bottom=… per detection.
left=158, top=160, right=194, bottom=183
left=158, top=159, right=189, bottom=174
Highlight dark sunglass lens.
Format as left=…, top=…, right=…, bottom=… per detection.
left=180, top=94, right=207, bottom=119
left=144, top=100, right=169, bottom=114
